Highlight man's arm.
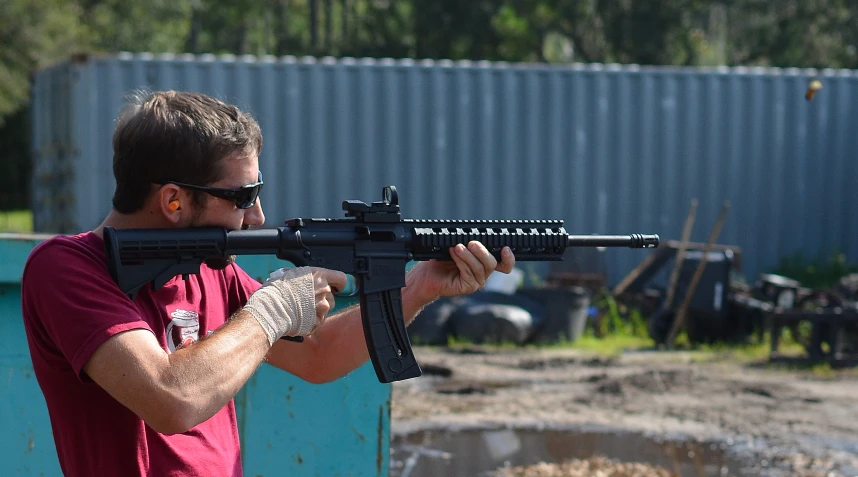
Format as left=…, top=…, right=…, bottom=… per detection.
left=83, top=310, right=272, bottom=435
left=83, top=266, right=345, bottom=435
left=264, top=242, right=515, bottom=383
left=262, top=270, right=432, bottom=383
left=24, top=241, right=273, bottom=436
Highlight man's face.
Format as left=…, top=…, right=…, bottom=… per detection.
left=187, top=148, right=266, bottom=230
left=186, top=149, right=266, bottom=269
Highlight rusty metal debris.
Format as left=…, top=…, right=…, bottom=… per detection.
left=615, top=230, right=858, bottom=363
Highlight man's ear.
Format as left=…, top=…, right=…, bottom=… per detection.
left=158, top=185, right=185, bottom=224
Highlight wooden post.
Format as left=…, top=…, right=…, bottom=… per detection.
left=666, top=201, right=731, bottom=348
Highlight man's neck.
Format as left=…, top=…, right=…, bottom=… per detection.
left=92, top=210, right=166, bottom=238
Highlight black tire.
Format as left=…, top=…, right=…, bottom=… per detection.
left=648, top=308, right=675, bottom=345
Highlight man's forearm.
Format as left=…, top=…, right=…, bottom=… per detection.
left=264, top=269, right=437, bottom=383
left=84, top=307, right=274, bottom=435
left=161, top=310, right=271, bottom=431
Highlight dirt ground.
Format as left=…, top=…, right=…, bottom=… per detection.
left=390, top=346, right=858, bottom=477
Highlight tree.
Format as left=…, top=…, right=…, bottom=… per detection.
left=0, top=0, right=87, bottom=126
left=723, top=0, right=858, bottom=68
left=3, top=0, right=858, bottom=213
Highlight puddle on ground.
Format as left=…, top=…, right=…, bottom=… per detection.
left=389, top=424, right=762, bottom=477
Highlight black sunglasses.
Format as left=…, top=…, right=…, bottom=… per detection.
left=157, top=172, right=264, bottom=209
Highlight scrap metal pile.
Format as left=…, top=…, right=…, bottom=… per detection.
left=607, top=197, right=858, bottom=361
left=613, top=237, right=858, bottom=362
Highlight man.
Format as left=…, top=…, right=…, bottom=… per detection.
left=20, top=90, right=515, bottom=476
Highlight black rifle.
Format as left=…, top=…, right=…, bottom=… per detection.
left=103, top=186, right=658, bottom=383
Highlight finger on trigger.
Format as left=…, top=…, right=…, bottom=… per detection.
left=326, top=270, right=349, bottom=293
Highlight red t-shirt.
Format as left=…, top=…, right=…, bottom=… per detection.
left=21, top=231, right=263, bottom=477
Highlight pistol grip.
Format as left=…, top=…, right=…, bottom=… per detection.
left=360, top=288, right=422, bottom=383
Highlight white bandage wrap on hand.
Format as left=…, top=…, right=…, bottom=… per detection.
left=244, top=267, right=317, bottom=345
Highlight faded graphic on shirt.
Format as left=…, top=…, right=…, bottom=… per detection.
left=166, top=309, right=200, bottom=352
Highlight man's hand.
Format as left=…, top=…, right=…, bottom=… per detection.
left=308, top=268, right=349, bottom=325
left=245, top=267, right=348, bottom=344
left=405, top=241, right=516, bottom=308
left=265, top=267, right=348, bottom=325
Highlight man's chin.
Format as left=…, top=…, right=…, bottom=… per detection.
left=204, top=255, right=237, bottom=270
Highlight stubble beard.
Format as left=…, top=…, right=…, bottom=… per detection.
left=187, top=207, right=237, bottom=270
left=204, top=254, right=237, bottom=270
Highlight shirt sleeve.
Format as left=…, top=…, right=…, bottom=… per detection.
left=21, top=239, right=154, bottom=379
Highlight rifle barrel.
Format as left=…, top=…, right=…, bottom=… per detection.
left=567, top=234, right=659, bottom=248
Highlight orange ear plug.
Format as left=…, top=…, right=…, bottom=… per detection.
left=168, top=200, right=180, bottom=211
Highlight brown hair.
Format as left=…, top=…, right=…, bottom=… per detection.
left=111, top=90, right=263, bottom=213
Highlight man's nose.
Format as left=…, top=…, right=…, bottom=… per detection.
left=244, top=198, right=265, bottom=226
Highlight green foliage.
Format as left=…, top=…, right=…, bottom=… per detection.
left=3, top=0, right=858, bottom=211
left=76, top=0, right=192, bottom=54
left=0, top=210, right=33, bottom=233
left=0, top=108, right=30, bottom=210
left=771, top=249, right=858, bottom=289
left=591, top=290, right=650, bottom=340
left=0, top=0, right=88, bottom=125
left=0, top=1, right=856, bottom=118
left=3, top=0, right=858, bottom=128
left=544, top=288, right=656, bottom=356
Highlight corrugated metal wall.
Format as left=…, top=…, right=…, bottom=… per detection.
left=30, top=53, right=858, bottom=284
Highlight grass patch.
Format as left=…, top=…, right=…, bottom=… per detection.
left=436, top=289, right=656, bottom=356
left=0, top=209, right=33, bottom=232
left=444, top=335, right=521, bottom=349
left=440, top=333, right=654, bottom=357
left=566, top=334, right=654, bottom=356
left=683, top=334, right=858, bottom=379
left=418, top=286, right=858, bottom=379
left=683, top=337, right=804, bottom=363
left=757, top=359, right=858, bottom=379
left=566, top=289, right=654, bottom=355
left=809, top=362, right=835, bottom=378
